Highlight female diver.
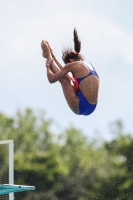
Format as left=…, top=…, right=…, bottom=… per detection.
left=41, top=28, right=99, bottom=116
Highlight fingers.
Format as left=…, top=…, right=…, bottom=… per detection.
left=46, top=59, right=53, bottom=64
left=46, top=59, right=53, bottom=67
left=46, top=62, right=51, bottom=68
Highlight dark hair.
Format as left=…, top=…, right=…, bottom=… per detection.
left=62, top=28, right=84, bottom=64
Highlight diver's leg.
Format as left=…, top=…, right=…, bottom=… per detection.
left=41, top=40, right=61, bottom=73
left=41, top=41, right=79, bottom=114
left=59, top=77, right=79, bottom=115
left=49, top=60, right=61, bottom=73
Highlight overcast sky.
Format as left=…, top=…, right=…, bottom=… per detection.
left=0, top=0, right=133, bottom=140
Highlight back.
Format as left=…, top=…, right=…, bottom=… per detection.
left=72, top=61, right=99, bottom=104
left=77, top=62, right=99, bottom=84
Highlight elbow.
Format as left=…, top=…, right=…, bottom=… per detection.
left=49, top=78, right=55, bottom=84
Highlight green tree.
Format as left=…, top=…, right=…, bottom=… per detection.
left=100, top=120, right=133, bottom=200
left=0, top=109, right=104, bottom=199
left=56, top=126, right=107, bottom=200
left=0, top=109, right=65, bottom=199
left=1, top=110, right=133, bottom=200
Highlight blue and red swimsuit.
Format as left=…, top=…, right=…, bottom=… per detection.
left=73, top=62, right=99, bottom=116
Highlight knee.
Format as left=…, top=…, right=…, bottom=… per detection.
left=59, top=76, right=70, bottom=84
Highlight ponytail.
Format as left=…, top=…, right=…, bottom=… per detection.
left=73, top=28, right=81, bottom=53
left=62, top=28, right=83, bottom=64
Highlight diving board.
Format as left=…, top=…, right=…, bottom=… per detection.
left=0, top=184, right=35, bottom=195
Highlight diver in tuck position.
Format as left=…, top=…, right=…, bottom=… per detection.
left=41, top=28, right=100, bottom=116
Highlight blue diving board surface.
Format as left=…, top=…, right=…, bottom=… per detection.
left=0, top=184, right=35, bottom=195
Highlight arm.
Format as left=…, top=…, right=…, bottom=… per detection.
left=46, top=61, right=73, bottom=83
left=46, top=41, right=63, bottom=70
left=53, top=56, right=75, bottom=82
left=46, top=41, right=75, bottom=82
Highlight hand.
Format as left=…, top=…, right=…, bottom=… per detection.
left=46, top=59, right=53, bottom=68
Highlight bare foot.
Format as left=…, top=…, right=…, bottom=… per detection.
left=41, top=40, right=52, bottom=60
left=45, top=41, right=54, bottom=58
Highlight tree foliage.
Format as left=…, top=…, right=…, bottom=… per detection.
left=0, top=109, right=133, bottom=199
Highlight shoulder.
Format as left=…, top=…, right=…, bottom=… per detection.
left=63, top=61, right=85, bottom=73
left=63, top=61, right=78, bottom=70
left=65, top=61, right=83, bottom=68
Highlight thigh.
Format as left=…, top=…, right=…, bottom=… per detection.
left=60, top=77, right=79, bottom=115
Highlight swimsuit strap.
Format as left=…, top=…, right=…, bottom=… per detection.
left=83, top=62, right=95, bottom=72
left=83, top=62, right=99, bottom=78
left=72, top=62, right=99, bottom=90
left=76, top=62, right=99, bottom=85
